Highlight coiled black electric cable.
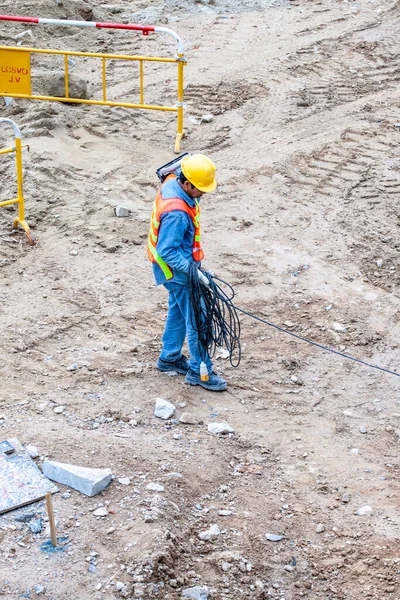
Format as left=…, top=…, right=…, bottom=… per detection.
left=188, top=263, right=241, bottom=367
left=188, top=265, right=399, bottom=379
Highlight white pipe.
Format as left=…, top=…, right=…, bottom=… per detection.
left=0, top=118, right=21, bottom=138
left=39, top=18, right=96, bottom=27
left=154, top=27, right=184, bottom=55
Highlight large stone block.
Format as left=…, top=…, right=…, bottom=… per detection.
left=43, top=461, right=112, bottom=496
left=46, top=74, right=88, bottom=100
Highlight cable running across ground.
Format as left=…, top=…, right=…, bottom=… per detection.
left=188, top=267, right=399, bottom=379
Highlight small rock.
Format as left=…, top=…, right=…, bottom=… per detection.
left=88, top=564, right=97, bottom=573
left=154, top=398, right=176, bottom=420
left=265, top=533, right=283, bottom=542
left=107, top=527, right=115, bottom=534
left=115, top=582, right=126, bottom=592
left=359, top=426, right=367, bottom=434
left=146, top=482, right=164, bottom=492
left=296, top=99, right=310, bottom=107
left=216, top=347, right=230, bottom=359
left=13, top=512, right=35, bottom=524
left=333, top=322, right=347, bottom=333
left=182, top=586, right=209, bottom=599
left=198, top=524, right=220, bottom=541
left=356, top=505, right=372, bottom=516
left=67, top=363, right=78, bottom=371
left=69, top=250, right=79, bottom=256
left=53, top=406, right=65, bottom=414
left=208, top=422, right=234, bottom=435
left=26, top=445, right=39, bottom=459
left=316, top=523, right=325, bottom=533
left=341, top=493, right=351, bottom=504
left=114, top=206, right=132, bottom=218
left=173, top=433, right=182, bottom=440
left=179, top=413, right=196, bottom=425
left=95, top=583, right=102, bottom=591
left=30, top=518, right=43, bottom=534
left=218, top=510, right=232, bottom=516
left=118, top=477, right=131, bottom=485
left=376, top=259, right=383, bottom=268
left=33, top=585, right=45, bottom=595
left=283, top=320, right=295, bottom=328
left=95, top=415, right=107, bottom=424
left=93, top=507, right=108, bottom=517
left=201, top=113, right=214, bottom=123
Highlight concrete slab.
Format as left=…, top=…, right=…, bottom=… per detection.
left=43, top=461, right=112, bottom=496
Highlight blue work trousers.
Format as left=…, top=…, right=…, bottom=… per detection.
left=160, top=282, right=212, bottom=375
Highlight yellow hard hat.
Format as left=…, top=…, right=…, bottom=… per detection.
left=181, top=154, right=217, bottom=192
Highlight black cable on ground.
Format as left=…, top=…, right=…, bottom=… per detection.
left=188, top=265, right=399, bottom=379
left=235, top=305, right=400, bottom=379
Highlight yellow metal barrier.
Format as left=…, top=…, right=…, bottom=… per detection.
left=0, top=118, right=34, bottom=245
left=0, top=17, right=186, bottom=152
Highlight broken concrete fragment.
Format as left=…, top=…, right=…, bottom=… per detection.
left=117, top=477, right=130, bottom=485
left=43, top=461, right=112, bottom=497
left=93, top=507, right=108, bottom=517
left=26, top=445, right=39, bottom=459
left=356, top=505, right=372, bottom=516
left=208, top=422, right=234, bottom=435
left=146, top=482, right=164, bottom=492
left=198, top=524, right=220, bottom=541
left=182, top=586, right=209, bottom=600
left=154, top=398, right=176, bottom=420
left=265, top=533, right=283, bottom=542
left=33, top=584, right=45, bottom=595
left=30, top=518, right=43, bottom=534
left=179, top=413, right=196, bottom=425
left=113, top=206, right=132, bottom=218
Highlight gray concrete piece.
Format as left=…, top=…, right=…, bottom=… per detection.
left=182, top=587, right=209, bottom=600
left=42, top=461, right=112, bottom=497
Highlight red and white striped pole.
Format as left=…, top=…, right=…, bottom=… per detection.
left=0, top=14, right=184, bottom=55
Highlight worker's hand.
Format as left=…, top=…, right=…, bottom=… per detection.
left=197, top=269, right=210, bottom=288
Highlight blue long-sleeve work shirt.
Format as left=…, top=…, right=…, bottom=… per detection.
left=152, top=177, right=200, bottom=286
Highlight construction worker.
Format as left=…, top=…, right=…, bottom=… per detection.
left=148, top=154, right=227, bottom=391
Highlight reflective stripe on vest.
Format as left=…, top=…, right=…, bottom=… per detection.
left=147, top=179, right=204, bottom=280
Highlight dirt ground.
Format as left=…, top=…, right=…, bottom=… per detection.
left=0, top=0, right=399, bottom=598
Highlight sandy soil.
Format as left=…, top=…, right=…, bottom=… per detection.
left=0, top=0, right=399, bottom=599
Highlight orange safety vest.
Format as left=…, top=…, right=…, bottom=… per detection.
left=147, top=176, right=204, bottom=280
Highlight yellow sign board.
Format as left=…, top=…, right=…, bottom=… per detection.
left=0, top=49, right=31, bottom=96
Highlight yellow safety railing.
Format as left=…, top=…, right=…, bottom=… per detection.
left=0, top=45, right=186, bottom=152
left=0, top=118, right=34, bottom=245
